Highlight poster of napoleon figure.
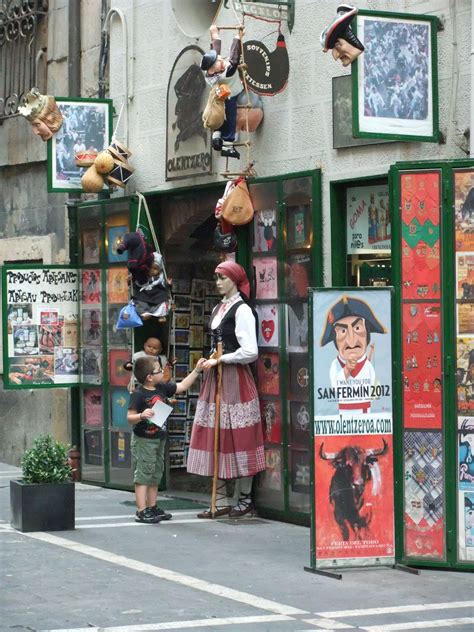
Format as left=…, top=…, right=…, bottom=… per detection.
left=311, top=288, right=394, bottom=568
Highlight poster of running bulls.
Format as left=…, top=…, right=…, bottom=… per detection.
left=310, top=288, right=395, bottom=569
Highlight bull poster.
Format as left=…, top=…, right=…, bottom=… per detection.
left=311, top=288, right=394, bottom=568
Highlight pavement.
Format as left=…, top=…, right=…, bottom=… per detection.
left=1, top=462, right=474, bottom=632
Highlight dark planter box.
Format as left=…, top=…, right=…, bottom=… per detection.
left=10, top=479, right=75, bottom=532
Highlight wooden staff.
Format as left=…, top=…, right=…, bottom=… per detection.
left=210, top=341, right=223, bottom=518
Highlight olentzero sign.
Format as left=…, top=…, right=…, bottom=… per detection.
left=166, top=45, right=212, bottom=181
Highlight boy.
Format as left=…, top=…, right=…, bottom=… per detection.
left=128, top=355, right=205, bottom=523
left=201, top=24, right=242, bottom=159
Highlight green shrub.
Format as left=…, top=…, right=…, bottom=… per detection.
left=21, top=434, right=72, bottom=484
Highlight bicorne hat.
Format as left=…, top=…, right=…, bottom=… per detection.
left=320, top=295, right=386, bottom=347
left=320, top=4, right=364, bottom=52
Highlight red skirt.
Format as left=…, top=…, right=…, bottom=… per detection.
left=186, top=363, right=265, bottom=479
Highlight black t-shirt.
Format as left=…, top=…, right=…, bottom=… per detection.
left=128, top=382, right=177, bottom=439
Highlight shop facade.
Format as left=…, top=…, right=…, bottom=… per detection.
left=1, top=1, right=473, bottom=569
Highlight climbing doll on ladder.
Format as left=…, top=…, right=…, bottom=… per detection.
left=200, top=24, right=243, bottom=160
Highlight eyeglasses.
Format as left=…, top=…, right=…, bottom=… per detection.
left=151, top=369, right=163, bottom=375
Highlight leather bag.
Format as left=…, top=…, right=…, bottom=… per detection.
left=221, top=178, right=254, bottom=226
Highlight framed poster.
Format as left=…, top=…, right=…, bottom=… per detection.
left=83, top=388, right=103, bottom=427
left=81, top=309, right=102, bottom=346
left=82, top=228, right=101, bottom=264
left=47, top=97, right=113, bottom=192
left=255, top=304, right=279, bottom=348
left=109, top=350, right=131, bottom=387
left=174, top=294, right=192, bottom=311
left=253, top=209, right=277, bottom=253
left=189, top=325, right=203, bottom=348
left=352, top=11, right=440, bottom=142
left=260, top=399, right=281, bottom=444
left=3, top=265, right=80, bottom=388
left=256, top=352, right=279, bottom=396
left=107, top=268, right=129, bottom=304
left=107, top=226, right=129, bottom=263
left=82, top=270, right=101, bottom=304
left=254, top=256, right=278, bottom=299
left=175, top=312, right=190, bottom=329
left=332, top=75, right=387, bottom=149
left=190, top=303, right=204, bottom=325
left=346, top=184, right=390, bottom=254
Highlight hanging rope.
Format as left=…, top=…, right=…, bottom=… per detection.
left=219, top=8, right=256, bottom=179
left=134, top=191, right=176, bottom=370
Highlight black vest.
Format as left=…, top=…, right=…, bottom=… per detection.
left=210, top=300, right=242, bottom=353
left=210, top=298, right=259, bottom=354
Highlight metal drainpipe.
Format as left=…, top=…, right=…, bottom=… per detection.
left=67, top=0, right=81, bottom=449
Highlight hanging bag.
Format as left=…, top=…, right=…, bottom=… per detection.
left=202, top=84, right=226, bottom=131
left=116, top=301, right=143, bottom=329
left=221, top=178, right=255, bottom=226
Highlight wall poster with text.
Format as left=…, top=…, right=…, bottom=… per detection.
left=399, top=170, right=446, bottom=561
left=346, top=184, right=390, bottom=254
left=311, top=288, right=394, bottom=568
left=454, top=169, right=474, bottom=563
left=3, top=266, right=80, bottom=387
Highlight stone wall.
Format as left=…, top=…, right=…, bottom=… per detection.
left=0, top=0, right=102, bottom=465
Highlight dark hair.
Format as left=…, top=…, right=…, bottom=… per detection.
left=134, top=356, right=157, bottom=384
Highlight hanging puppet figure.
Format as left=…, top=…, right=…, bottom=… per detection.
left=320, top=4, right=364, bottom=67
left=116, top=230, right=155, bottom=286
left=201, top=24, right=243, bottom=160
left=132, top=253, right=172, bottom=322
left=18, top=88, right=64, bottom=141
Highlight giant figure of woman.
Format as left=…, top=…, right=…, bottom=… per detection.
left=187, top=261, right=265, bottom=518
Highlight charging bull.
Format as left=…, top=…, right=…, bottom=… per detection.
left=319, top=439, right=388, bottom=541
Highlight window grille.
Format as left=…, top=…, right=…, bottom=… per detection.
left=0, top=0, right=48, bottom=121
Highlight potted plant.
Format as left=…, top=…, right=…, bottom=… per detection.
left=10, top=434, right=75, bottom=532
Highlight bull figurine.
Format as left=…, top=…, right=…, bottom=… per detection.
left=319, top=439, right=388, bottom=541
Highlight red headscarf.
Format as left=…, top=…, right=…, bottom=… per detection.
left=215, top=261, right=250, bottom=299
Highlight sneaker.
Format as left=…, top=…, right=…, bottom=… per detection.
left=135, top=508, right=163, bottom=524
left=155, top=506, right=172, bottom=520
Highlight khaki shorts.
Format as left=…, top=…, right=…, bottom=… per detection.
left=131, top=435, right=166, bottom=485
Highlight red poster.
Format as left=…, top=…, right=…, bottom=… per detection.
left=314, top=434, right=394, bottom=561
left=401, top=171, right=440, bottom=301
left=402, top=303, right=443, bottom=428
left=82, top=269, right=101, bottom=304
left=256, top=352, right=280, bottom=396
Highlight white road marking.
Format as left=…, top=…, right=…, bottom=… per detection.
left=361, top=617, right=474, bottom=631
left=75, top=511, right=199, bottom=521
left=40, top=614, right=294, bottom=632
left=317, top=601, right=474, bottom=618
left=21, top=531, right=307, bottom=617
left=303, top=617, right=355, bottom=629
left=78, top=518, right=210, bottom=528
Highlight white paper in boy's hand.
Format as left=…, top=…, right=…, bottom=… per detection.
left=149, top=399, right=174, bottom=428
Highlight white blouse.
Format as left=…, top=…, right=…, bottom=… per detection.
left=210, top=294, right=258, bottom=365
